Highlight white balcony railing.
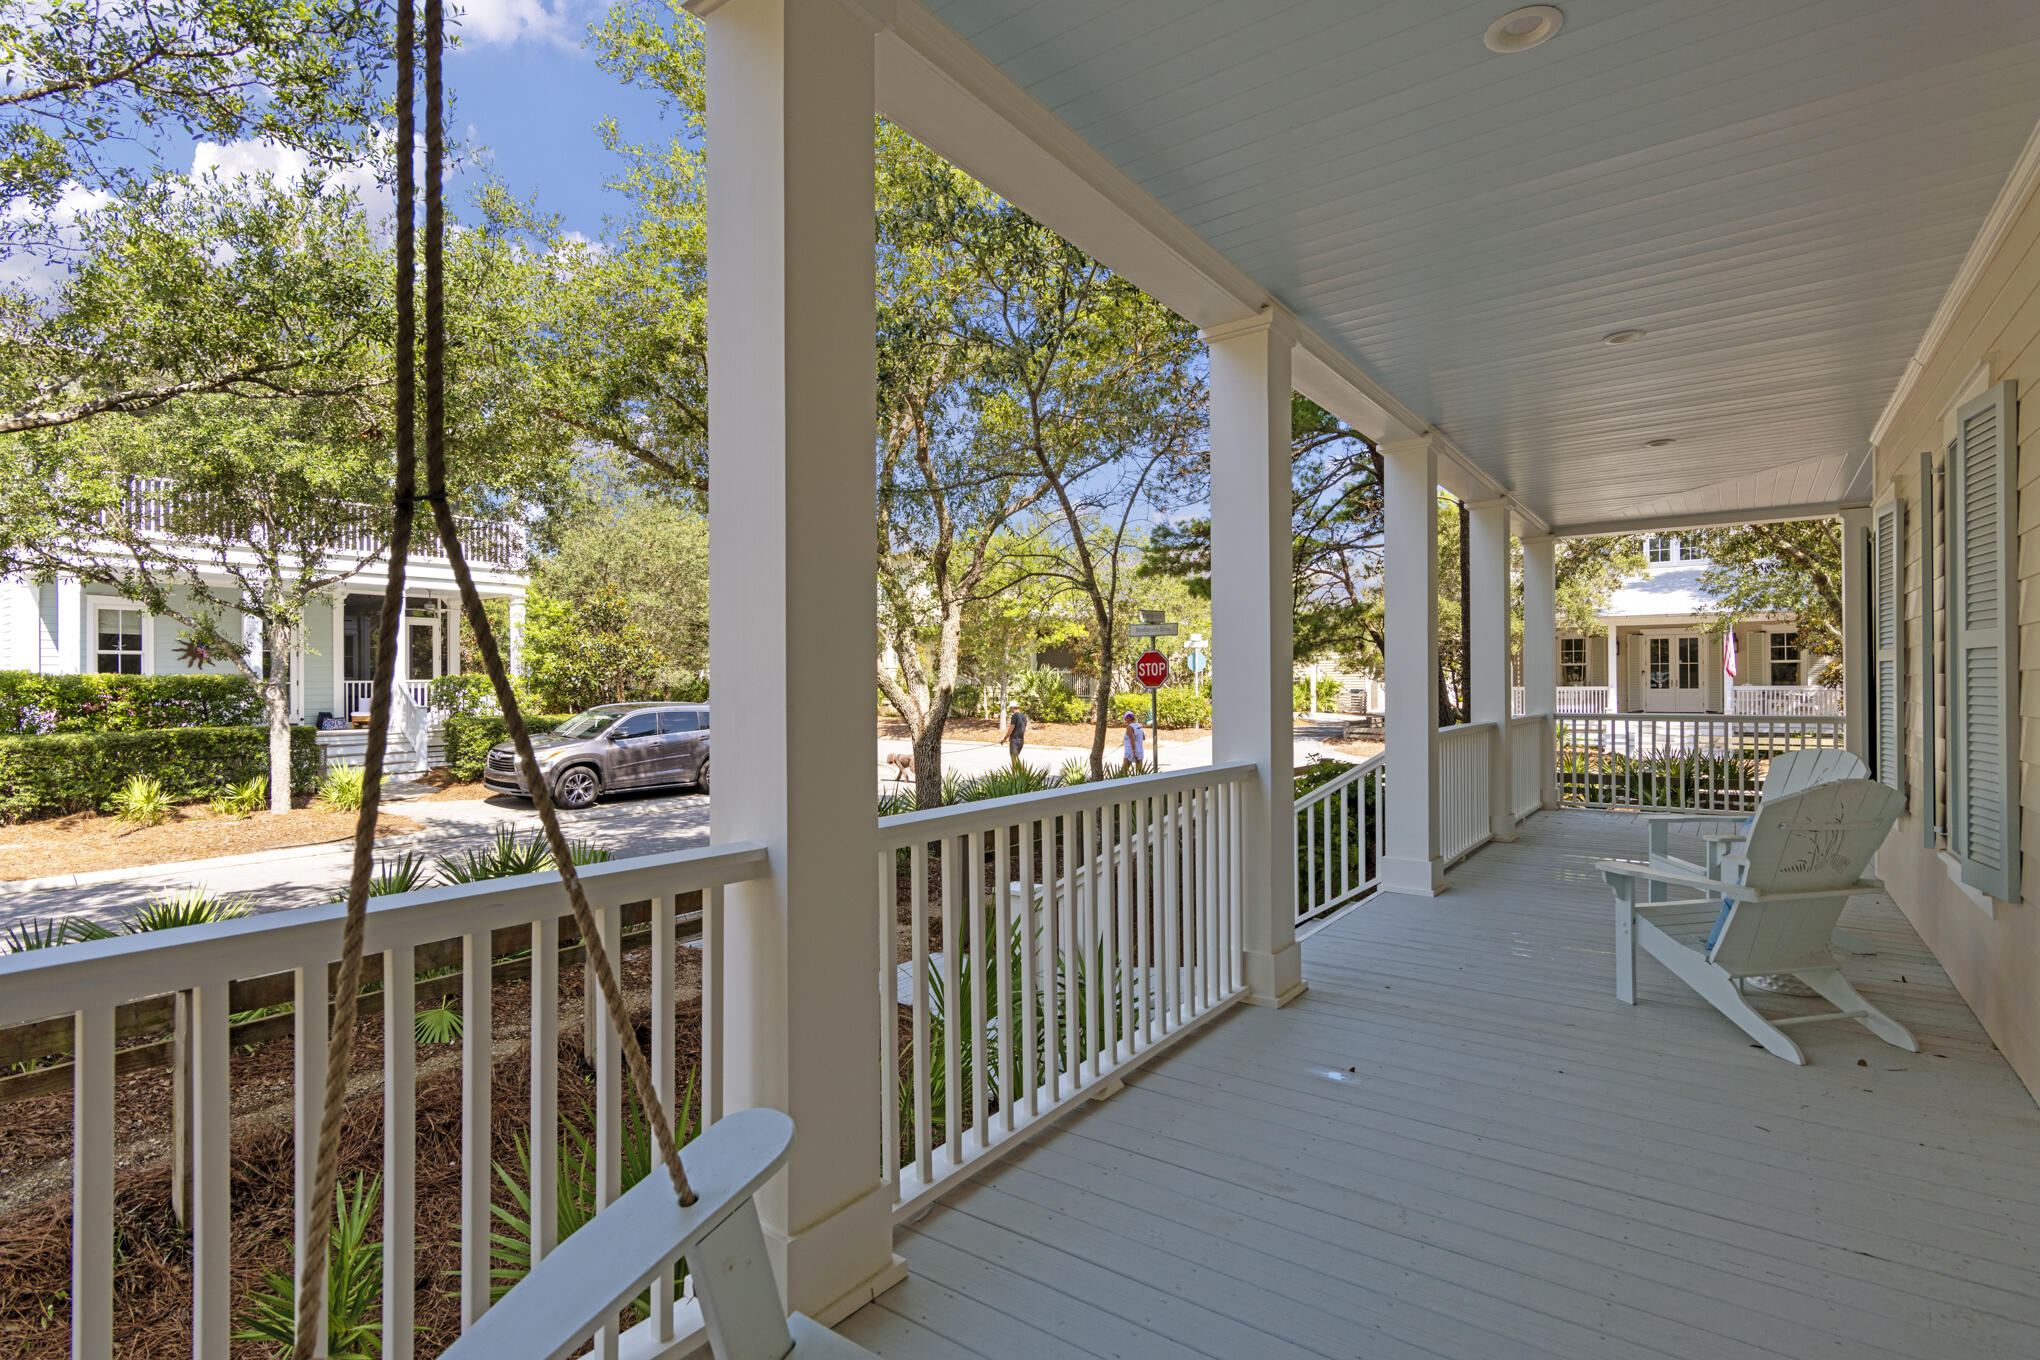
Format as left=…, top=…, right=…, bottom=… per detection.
left=112, top=476, right=526, bottom=571
left=1294, top=752, right=1385, bottom=924
left=1510, top=714, right=1548, bottom=820
left=1, top=843, right=767, bottom=1357
left=342, top=677, right=436, bottom=718
left=1555, top=713, right=1846, bottom=812
left=876, top=763, right=1253, bottom=1221
left=1438, top=722, right=1496, bottom=864
left=1511, top=685, right=1612, bottom=714
left=1728, top=684, right=1844, bottom=716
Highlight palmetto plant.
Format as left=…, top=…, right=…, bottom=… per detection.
left=490, top=1069, right=700, bottom=1310
left=436, top=829, right=610, bottom=884
left=368, top=851, right=437, bottom=897
left=108, top=773, right=173, bottom=826
left=1, top=916, right=97, bottom=953
left=235, top=1174, right=383, bottom=1358
left=413, top=1001, right=464, bottom=1044
left=121, top=888, right=252, bottom=933
left=209, top=774, right=268, bottom=819
left=317, top=764, right=371, bottom=811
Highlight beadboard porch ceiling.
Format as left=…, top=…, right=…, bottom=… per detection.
left=908, top=0, right=2040, bottom=534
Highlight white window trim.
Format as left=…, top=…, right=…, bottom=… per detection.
left=86, top=597, right=153, bottom=676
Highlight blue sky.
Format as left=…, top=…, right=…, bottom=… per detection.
left=444, top=1, right=669, bottom=238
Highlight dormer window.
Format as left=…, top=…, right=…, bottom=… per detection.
left=1644, top=534, right=1706, bottom=564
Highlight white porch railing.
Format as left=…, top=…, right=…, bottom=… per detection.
left=1438, top=722, right=1495, bottom=865
left=342, top=677, right=436, bottom=718
left=1555, top=714, right=1846, bottom=811
left=1510, top=714, right=1548, bottom=820
left=1294, top=752, right=1385, bottom=923
left=1511, top=685, right=1612, bottom=714
left=876, top=763, right=1252, bottom=1221
left=0, top=843, right=766, bottom=1358
left=1728, top=685, right=1843, bottom=716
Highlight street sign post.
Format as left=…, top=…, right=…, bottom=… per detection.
left=1135, top=649, right=1169, bottom=759
left=1129, top=622, right=1178, bottom=638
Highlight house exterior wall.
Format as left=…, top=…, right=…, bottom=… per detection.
left=1871, top=163, right=2040, bottom=1100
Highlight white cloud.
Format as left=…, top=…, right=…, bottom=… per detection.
left=455, top=0, right=584, bottom=47
left=191, top=138, right=395, bottom=227
left=1, top=183, right=116, bottom=291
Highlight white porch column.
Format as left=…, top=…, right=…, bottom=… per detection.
left=1379, top=436, right=1444, bottom=895
left=1466, top=500, right=1514, bottom=842
left=698, top=0, right=900, bottom=1322
left=506, top=596, right=526, bottom=679
left=330, top=589, right=346, bottom=717
left=1520, top=536, right=1559, bottom=808
left=55, top=577, right=82, bottom=672
left=1840, top=504, right=1871, bottom=761
left=1204, top=310, right=1303, bottom=1007
left=1606, top=626, right=1620, bottom=713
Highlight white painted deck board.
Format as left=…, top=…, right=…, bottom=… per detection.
left=845, top=810, right=2040, bottom=1359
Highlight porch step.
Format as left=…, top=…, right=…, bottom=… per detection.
left=313, top=728, right=445, bottom=777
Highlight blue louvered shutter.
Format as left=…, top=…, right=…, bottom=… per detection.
left=1873, top=495, right=1904, bottom=796
left=1947, top=381, right=2020, bottom=903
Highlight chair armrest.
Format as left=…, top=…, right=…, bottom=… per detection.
left=1640, top=813, right=1745, bottom=827
left=1596, top=858, right=1736, bottom=898
left=1699, top=832, right=1748, bottom=845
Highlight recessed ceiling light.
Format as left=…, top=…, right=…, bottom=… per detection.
left=1602, top=328, right=1647, bottom=345
left=1484, top=5, right=1564, bottom=53
left=1644, top=437, right=1676, bottom=448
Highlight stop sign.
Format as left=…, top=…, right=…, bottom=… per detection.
left=1135, top=650, right=1170, bottom=688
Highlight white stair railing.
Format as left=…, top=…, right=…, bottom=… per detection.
left=2, top=843, right=767, bottom=1357
left=1294, top=752, right=1385, bottom=923
left=876, top=763, right=1253, bottom=1221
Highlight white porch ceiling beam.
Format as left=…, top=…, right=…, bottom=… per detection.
left=1549, top=501, right=1855, bottom=542
left=873, top=0, right=1547, bottom=536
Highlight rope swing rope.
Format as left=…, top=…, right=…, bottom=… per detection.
left=291, top=5, right=695, bottom=1351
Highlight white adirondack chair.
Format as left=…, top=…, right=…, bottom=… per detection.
left=1641, top=747, right=1877, bottom=957
left=441, top=1108, right=876, bottom=1360
left=1598, top=779, right=1915, bottom=1065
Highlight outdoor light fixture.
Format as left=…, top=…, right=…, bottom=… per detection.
left=1602, top=328, right=1647, bottom=344
left=1484, top=5, right=1563, bottom=53
left=1645, top=438, right=1677, bottom=448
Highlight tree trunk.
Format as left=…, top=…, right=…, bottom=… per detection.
left=1088, top=632, right=1113, bottom=780
left=266, top=677, right=293, bottom=814
left=911, top=719, right=946, bottom=811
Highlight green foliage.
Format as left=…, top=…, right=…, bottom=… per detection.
left=1290, top=675, right=1342, bottom=713
left=1010, top=668, right=1088, bottom=724
left=122, top=887, right=252, bottom=932
left=208, top=774, right=267, bottom=818
left=534, top=498, right=710, bottom=692
left=490, top=1070, right=701, bottom=1309
left=523, top=585, right=667, bottom=713
left=1554, top=737, right=1766, bottom=812
left=440, top=714, right=572, bottom=782
left=0, top=725, right=317, bottom=821
left=1, top=917, right=94, bottom=953
left=426, top=672, right=506, bottom=718
left=367, top=852, right=437, bottom=898
left=413, top=1002, right=464, bottom=1045
left=316, top=764, right=373, bottom=812
left=108, top=773, right=173, bottom=826
left=0, top=670, right=259, bottom=732
left=1112, top=687, right=1210, bottom=729
left=434, top=829, right=610, bottom=884
left=235, top=1174, right=384, bottom=1359
left=1293, top=758, right=1378, bottom=911
left=1688, top=520, right=1843, bottom=670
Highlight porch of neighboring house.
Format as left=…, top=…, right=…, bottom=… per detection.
left=841, top=811, right=2040, bottom=1360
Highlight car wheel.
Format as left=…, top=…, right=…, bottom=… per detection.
left=696, top=758, right=710, bottom=796
left=555, top=765, right=601, bottom=810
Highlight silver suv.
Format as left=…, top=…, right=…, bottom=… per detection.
left=482, top=702, right=710, bottom=809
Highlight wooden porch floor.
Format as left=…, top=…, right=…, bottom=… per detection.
left=839, top=810, right=2040, bottom=1359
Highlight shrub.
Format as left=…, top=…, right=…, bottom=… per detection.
left=0, top=671, right=260, bottom=732
left=108, top=773, right=173, bottom=827
left=1011, top=668, right=1089, bottom=724
left=317, top=764, right=373, bottom=811
left=1292, top=674, right=1343, bottom=712
left=426, top=672, right=505, bottom=718
left=661, top=674, right=709, bottom=703
left=1111, top=687, right=1210, bottom=729
left=441, top=714, right=574, bottom=782
left=236, top=1174, right=383, bottom=1359
left=434, top=828, right=608, bottom=883
left=367, top=851, right=436, bottom=897
left=0, top=726, right=318, bottom=822
left=209, top=774, right=268, bottom=818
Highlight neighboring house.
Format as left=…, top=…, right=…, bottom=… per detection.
left=0, top=486, right=528, bottom=773
left=1547, top=533, right=1836, bottom=715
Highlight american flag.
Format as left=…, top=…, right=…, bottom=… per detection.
left=1723, top=627, right=1738, bottom=680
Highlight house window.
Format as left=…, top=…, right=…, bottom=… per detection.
left=1560, top=637, right=1587, bottom=685
left=1678, top=636, right=1701, bottom=688
left=94, top=607, right=143, bottom=674
left=1768, top=631, right=1801, bottom=686
left=1678, top=538, right=1705, bottom=562
left=1645, top=535, right=1673, bottom=564
left=1647, top=636, right=1671, bottom=688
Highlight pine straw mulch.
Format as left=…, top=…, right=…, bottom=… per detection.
left=0, top=940, right=704, bottom=1359
left=0, top=799, right=424, bottom=881
left=878, top=715, right=1203, bottom=752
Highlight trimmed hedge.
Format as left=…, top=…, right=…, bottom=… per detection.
left=1111, top=687, right=1211, bottom=729
left=0, top=671, right=262, bottom=733
left=0, top=726, right=319, bottom=821
left=443, top=714, right=574, bottom=782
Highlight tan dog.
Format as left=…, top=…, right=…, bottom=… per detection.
left=885, top=750, right=915, bottom=782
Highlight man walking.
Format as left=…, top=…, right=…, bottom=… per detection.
left=1121, top=710, right=1146, bottom=769
left=1000, top=701, right=1029, bottom=763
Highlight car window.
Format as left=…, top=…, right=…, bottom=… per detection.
left=613, top=712, right=660, bottom=739
left=660, top=710, right=700, bottom=734
left=555, top=710, right=622, bottom=737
